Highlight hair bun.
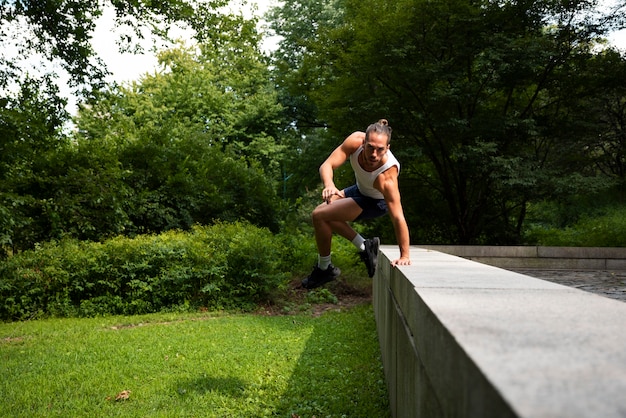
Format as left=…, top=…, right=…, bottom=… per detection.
left=366, top=119, right=393, bottom=142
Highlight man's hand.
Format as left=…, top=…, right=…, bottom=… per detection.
left=322, top=187, right=344, bottom=204
left=391, top=257, right=411, bottom=267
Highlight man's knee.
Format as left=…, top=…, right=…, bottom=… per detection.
left=311, top=205, right=324, bottom=223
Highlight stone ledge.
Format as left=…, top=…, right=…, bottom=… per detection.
left=374, top=246, right=626, bottom=418
left=417, top=245, right=626, bottom=270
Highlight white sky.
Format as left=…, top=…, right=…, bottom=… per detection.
left=610, top=29, right=626, bottom=47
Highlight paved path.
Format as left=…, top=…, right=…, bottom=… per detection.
left=512, top=269, right=626, bottom=303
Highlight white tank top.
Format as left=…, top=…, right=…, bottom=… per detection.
left=349, top=145, right=400, bottom=199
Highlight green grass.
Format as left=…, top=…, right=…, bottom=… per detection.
left=0, top=303, right=389, bottom=418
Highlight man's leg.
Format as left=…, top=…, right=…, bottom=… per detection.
left=311, top=198, right=362, bottom=257
left=317, top=189, right=385, bottom=278
left=301, top=198, right=362, bottom=289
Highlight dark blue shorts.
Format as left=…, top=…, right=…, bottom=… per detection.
left=344, top=185, right=388, bottom=220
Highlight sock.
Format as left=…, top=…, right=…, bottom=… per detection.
left=352, top=234, right=366, bottom=252
left=318, top=254, right=332, bottom=270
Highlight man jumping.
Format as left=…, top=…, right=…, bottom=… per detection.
left=302, top=119, right=411, bottom=289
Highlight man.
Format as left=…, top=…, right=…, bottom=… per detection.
left=302, top=119, right=411, bottom=289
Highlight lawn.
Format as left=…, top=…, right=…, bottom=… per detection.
left=0, top=303, right=389, bottom=417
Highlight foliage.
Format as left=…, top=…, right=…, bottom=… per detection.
left=90, top=38, right=287, bottom=171
left=2, top=17, right=289, bottom=252
left=73, top=41, right=286, bottom=236
left=524, top=194, right=626, bottom=247
left=0, top=0, right=233, bottom=92
left=0, top=4, right=245, bottom=250
left=0, top=223, right=291, bottom=321
left=2, top=101, right=284, bottom=250
left=270, top=0, right=626, bottom=245
left=306, top=288, right=339, bottom=305
left=267, top=0, right=345, bottom=128
left=575, top=49, right=626, bottom=191
left=0, top=305, right=390, bottom=417
left=0, top=75, right=70, bottom=254
left=5, top=0, right=626, bottom=258
left=524, top=209, right=626, bottom=247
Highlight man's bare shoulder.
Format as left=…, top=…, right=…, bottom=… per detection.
left=374, top=165, right=400, bottom=194
left=341, top=131, right=366, bottom=153
left=379, top=164, right=399, bottom=179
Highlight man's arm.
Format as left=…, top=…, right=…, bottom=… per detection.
left=319, top=132, right=364, bottom=203
left=376, top=167, right=411, bottom=266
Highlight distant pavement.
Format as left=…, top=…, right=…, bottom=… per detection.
left=512, top=269, right=626, bottom=303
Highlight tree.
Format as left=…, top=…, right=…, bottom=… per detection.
left=74, top=38, right=286, bottom=235
left=271, top=0, right=626, bottom=244
left=0, top=74, right=69, bottom=253
left=579, top=48, right=626, bottom=195
left=267, top=0, right=345, bottom=129
left=1, top=2, right=288, bottom=251
left=0, top=0, right=234, bottom=92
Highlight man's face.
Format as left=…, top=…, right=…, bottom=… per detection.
left=362, top=132, right=390, bottom=169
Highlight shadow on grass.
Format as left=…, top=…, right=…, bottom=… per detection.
left=166, top=302, right=388, bottom=417
left=273, top=304, right=391, bottom=417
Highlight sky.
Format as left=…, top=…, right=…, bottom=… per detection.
left=610, top=29, right=626, bottom=49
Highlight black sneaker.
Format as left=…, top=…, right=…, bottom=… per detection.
left=301, top=265, right=341, bottom=289
left=359, top=237, right=380, bottom=278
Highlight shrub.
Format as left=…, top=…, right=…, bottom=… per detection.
left=0, top=222, right=291, bottom=320
left=524, top=205, right=626, bottom=247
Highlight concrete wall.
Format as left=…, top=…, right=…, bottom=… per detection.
left=418, top=245, right=626, bottom=270
left=374, top=246, right=626, bottom=418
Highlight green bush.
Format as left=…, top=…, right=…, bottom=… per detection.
left=0, top=222, right=291, bottom=320
left=524, top=205, right=626, bottom=247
